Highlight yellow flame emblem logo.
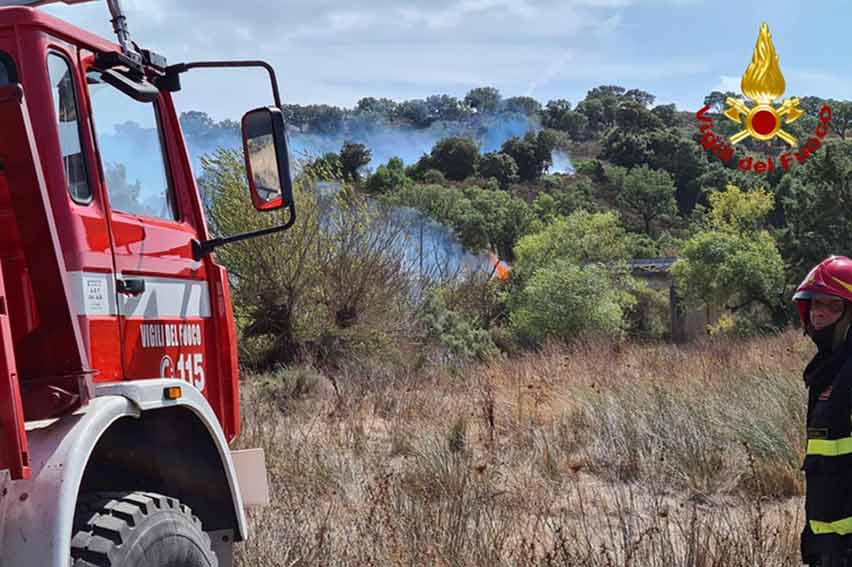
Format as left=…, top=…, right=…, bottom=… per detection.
left=723, top=23, right=803, bottom=147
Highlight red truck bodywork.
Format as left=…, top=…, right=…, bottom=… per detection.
left=0, top=7, right=241, bottom=480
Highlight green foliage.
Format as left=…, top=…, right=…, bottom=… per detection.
left=616, top=165, right=677, bottom=235
left=356, top=96, right=398, bottom=115
left=339, top=142, right=372, bottom=182
left=625, top=281, right=670, bottom=340
left=283, top=103, right=344, bottom=134
left=464, top=86, right=502, bottom=113
left=479, top=151, right=519, bottom=188
left=304, top=152, right=344, bottom=181
left=650, top=104, right=678, bottom=125
left=508, top=260, right=634, bottom=344
left=601, top=127, right=706, bottom=214
left=429, top=137, right=480, bottom=181
left=542, top=177, right=599, bottom=218
left=672, top=185, right=786, bottom=333
left=574, top=159, right=607, bottom=179
left=512, top=210, right=630, bottom=282
left=615, top=101, right=665, bottom=133
left=421, top=169, right=447, bottom=185
left=500, top=130, right=558, bottom=182
left=386, top=183, right=537, bottom=260
left=202, top=148, right=412, bottom=367
left=202, top=148, right=322, bottom=364
left=707, top=185, right=774, bottom=234
left=776, top=141, right=852, bottom=284
left=365, top=157, right=411, bottom=194
left=425, top=94, right=471, bottom=122
left=542, top=99, right=589, bottom=140
left=419, top=289, right=498, bottom=365
left=503, top=96, right=541, bottom=116
left=507, top=210, right=640, bottom=344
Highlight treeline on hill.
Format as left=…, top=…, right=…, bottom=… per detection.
left=194, top=85, right=852, bottom=371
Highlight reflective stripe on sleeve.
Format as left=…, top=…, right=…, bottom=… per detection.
left=811, top=518, right=852, bottom=535
left=806, top=437, right=852, bottom=457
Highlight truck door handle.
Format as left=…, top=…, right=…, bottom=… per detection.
left=117, top=278, right=146, bottom=296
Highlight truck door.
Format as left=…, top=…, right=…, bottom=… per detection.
left=84, top=67, right=210, bottom=392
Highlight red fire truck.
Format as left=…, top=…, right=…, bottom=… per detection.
left=0, top=0, right=295, bottom=565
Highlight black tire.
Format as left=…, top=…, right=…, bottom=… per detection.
left=71, top=491, right=218, bottom=567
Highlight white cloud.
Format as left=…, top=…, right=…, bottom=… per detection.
left=399, top=0, right=536, bottom=29
left=713, top=75, right=741, bottom=94
left=785, top=69, right=852, bottom=100
left=326, top=11, right=375, bottom=33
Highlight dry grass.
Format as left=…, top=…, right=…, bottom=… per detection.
left=233, top=330, right=813, bottom=566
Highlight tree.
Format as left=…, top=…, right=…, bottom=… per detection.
left=464, top=86, right=502, bottom=113
left=703, top=91, right=738, bottom=114
left=512, top=210, right=630, bottom=281
left=395, top=99, right=432, bottom=128
left=542, top=100, right=589, bottom=140
left=339, top=142, right=372, bottom=181
left=650, top=103, right=678, bottom=126
left=615, top=101, right=665, bottom=133
left=624, top=88, right=655, bottom=107
left=479, top=152, right=519, bottom=188
left=707, top=184, right=774, bottom=234
left=600, top=127, right=707, bottom=215
left=430, top=137, right=480, bottom=181
left=385, top=183, right=537, bottom=259
left=672, top=185, right=786, bottom=332
left=508, top=209, right=638, bottom=344
left=304, top=104, right=345, bottom=134
left=503, top=96, right=542, bottom=116
left=829, top=100, right=852, bottom=139
left=617, top=165, right=677, bottom=235
left=508, top=260, right=632, bottom=344
left=365, top=157, right=410, bottom=193
left=576, top=85, right=627, bottom=134
left=425, top=94, right=470, bottom=122
left=500, top=130, right=558, bottom=182
left=304, top=152, right=344, bottom=181
left=356, top=97, right=398, bottom=116
left=550, top=177, right=599, bottom=217
left=777, top=141, right=852, bottom=283
left=201, top=149, right=322, bottom=365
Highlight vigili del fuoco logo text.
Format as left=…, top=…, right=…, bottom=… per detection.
left=695, top=23, right=832, bottom=174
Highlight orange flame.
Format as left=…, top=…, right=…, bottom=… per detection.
left=489, top=252, right=510, bottom=281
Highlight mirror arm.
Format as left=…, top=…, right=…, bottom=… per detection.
left=165, top=60, right=282, bottom=108
left=192, top=202, right=296, bottom=261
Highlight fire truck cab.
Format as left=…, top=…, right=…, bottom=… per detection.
left=0, top=1, right=294, bottom=565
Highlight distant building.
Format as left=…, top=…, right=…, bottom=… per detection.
left=627, top=257, right=721, bottom=343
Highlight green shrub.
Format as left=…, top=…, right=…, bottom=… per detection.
left=509, top=260, right=633, bottom=344
left=419, top=289, right=498, bottom=365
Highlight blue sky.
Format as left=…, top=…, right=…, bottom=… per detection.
left=42, top=0, right=852, bottom=121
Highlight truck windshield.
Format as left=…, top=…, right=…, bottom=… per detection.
left=86, top=70, right=177, bottom=221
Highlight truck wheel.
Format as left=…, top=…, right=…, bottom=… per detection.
left=71, top=491, right=218, bottom=567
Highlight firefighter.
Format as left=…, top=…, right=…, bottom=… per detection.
left=795, top=256, right=852, bottom=567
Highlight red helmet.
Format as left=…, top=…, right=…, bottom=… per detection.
left=793, top=256, right=852, bottom=326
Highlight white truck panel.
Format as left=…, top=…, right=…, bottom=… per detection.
left=0, top=379, right=248, bottom=567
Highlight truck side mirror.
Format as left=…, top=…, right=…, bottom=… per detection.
left=241, top=106, right=293, bottom=211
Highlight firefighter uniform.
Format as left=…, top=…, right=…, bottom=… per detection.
left=801, top=338, right=852, bottom=563
left=794, top=256, right=852, bottom=566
